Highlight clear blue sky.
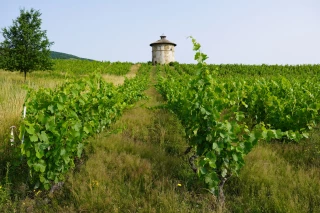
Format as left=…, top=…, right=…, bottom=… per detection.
left=1, top=0, right=319, bottom=64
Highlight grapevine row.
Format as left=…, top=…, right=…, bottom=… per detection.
left=156, top=38, right=320, bottom=204
left=20, top=64, right=150, bottom=189
left=172, top=63, right=320, bottom=78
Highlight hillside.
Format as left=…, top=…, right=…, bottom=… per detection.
left=50, top=51, right=94, bottom=61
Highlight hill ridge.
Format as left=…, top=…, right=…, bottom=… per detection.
left=50, top=51, right=94, bottom=61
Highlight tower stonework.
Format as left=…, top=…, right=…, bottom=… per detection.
left=150, top=35, right=176, bottom=65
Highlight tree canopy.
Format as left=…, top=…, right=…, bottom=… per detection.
left=0, top=8, right=54, bottom=80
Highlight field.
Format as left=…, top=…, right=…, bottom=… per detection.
left=0, top=57, right=320, bottom=212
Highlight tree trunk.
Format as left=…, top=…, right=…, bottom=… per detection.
left=24, top=70, right=27, bottom=82
left=218, top=177, right=227, bottom=208
left=188, top=155, right=198, bottom=173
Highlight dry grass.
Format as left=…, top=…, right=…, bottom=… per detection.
left=102, top=64, right=141, bottom=86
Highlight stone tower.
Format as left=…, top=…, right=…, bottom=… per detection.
left=150, top=34, right=176, bottom=65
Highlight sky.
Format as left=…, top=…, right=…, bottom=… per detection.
left=0, top=0, right=319, bottom=64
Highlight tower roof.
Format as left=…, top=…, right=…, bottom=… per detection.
left=150, top=35, right=176, bottom=46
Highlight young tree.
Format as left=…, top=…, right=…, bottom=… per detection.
left=0, top=8, right=54, bottom=81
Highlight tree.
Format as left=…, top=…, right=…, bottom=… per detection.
left=0, top=47, right=4, bottom=68
left=0, top=8, right=54, bottom=81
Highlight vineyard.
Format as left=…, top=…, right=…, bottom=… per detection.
left=0, top=44, right=320, bottom=212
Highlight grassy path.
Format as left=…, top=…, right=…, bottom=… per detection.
left=102, top=64, right=141, bottom=86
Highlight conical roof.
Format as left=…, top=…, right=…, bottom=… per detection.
left=150, top=35, right=176, bottom=46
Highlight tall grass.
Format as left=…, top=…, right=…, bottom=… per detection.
left=226, top=141, right=320, bottom=212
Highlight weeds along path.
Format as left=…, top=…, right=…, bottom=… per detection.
left=46, top=67, right=214, bottom=212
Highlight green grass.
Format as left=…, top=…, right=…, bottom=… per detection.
left=226, top=141, right=320, bottom=212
